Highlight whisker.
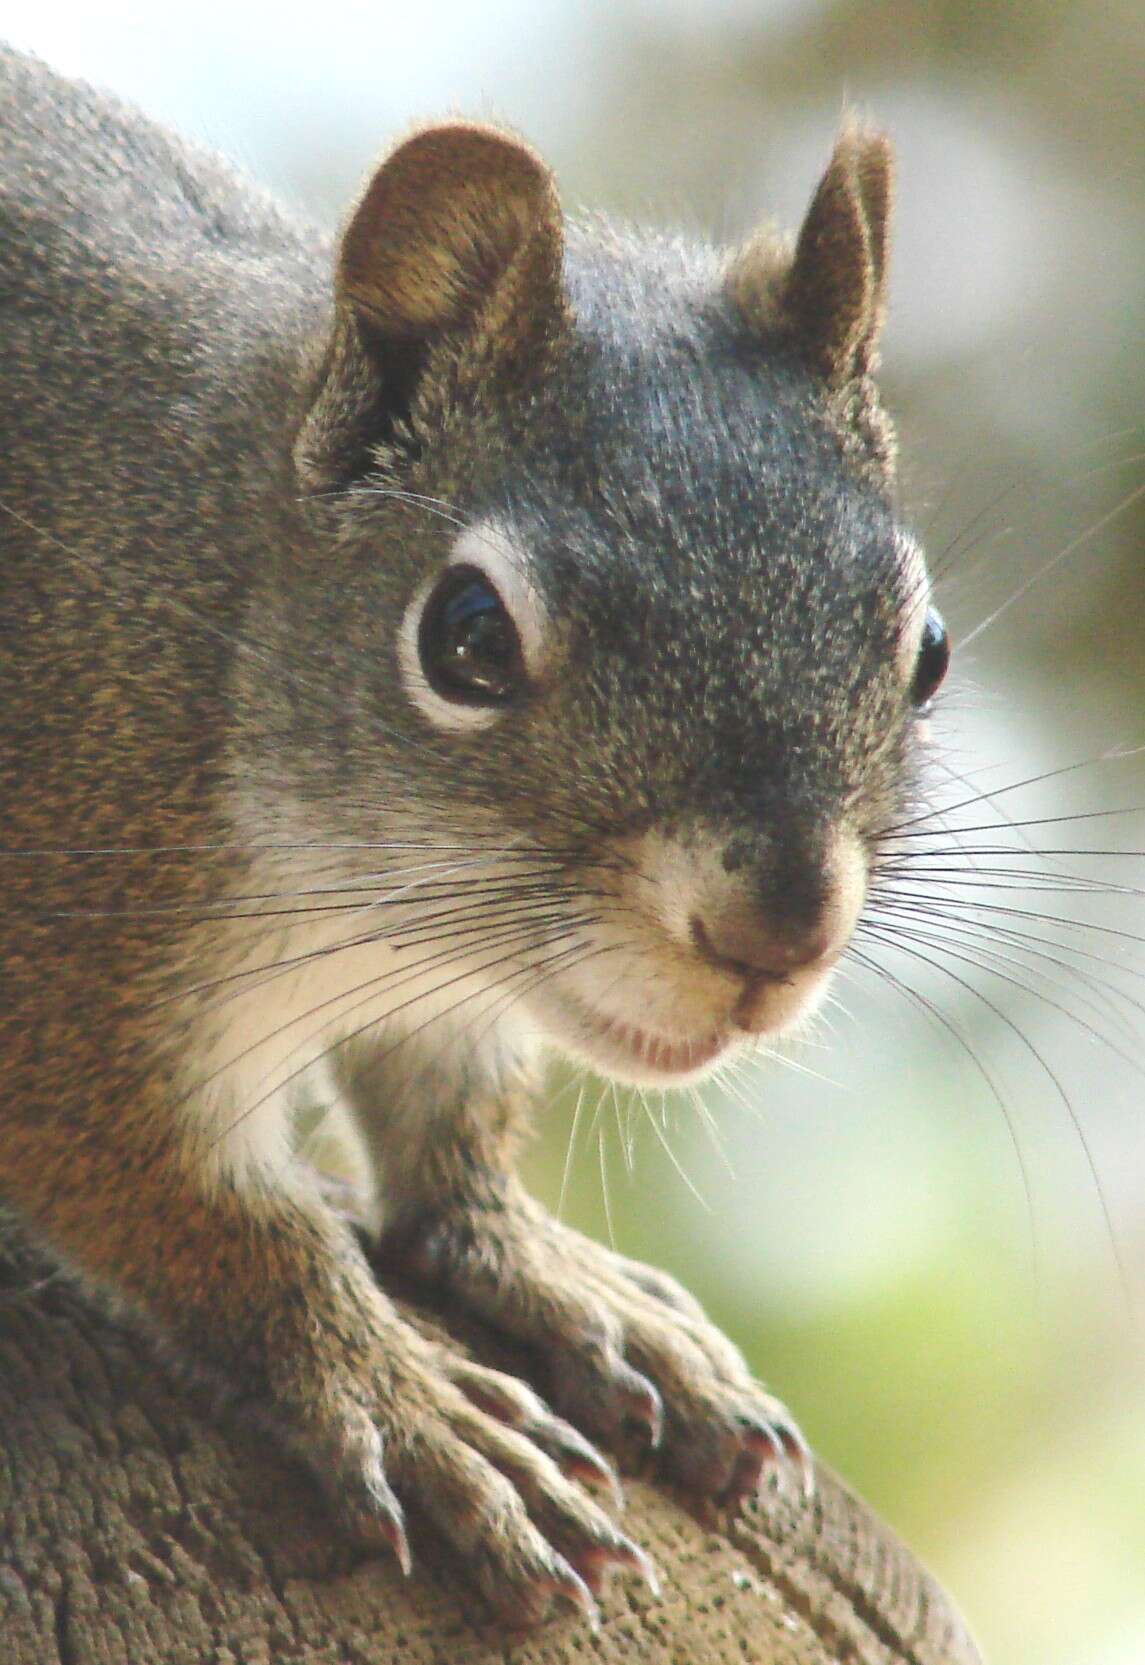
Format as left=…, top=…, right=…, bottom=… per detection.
left=598, top=1112, right=617, bottom=1250
left=636, top=1090, right=711, bottom=1210
left=870, top=909, right=1145, bottom=1074
left=846, top=939, right=1041, bottom=1291
left=872, top=886, right=1145, bottom=950
left=557, top=1074, right=591, bottom=1222
left=193, top=909, right=597, bottom=1119
left=881, top=748, right=1145, bottom=838
left=151, top=868, right=606, bottom=1014
left=958, top=478, right=1145, bottom=650
left=24, top=866, right=581, bottom=924
left=855, top=925, right=1130, bottom=1306
left=211, top=926, right=609, bottom=1153
left=683, top=1081, right=735, bottom=1180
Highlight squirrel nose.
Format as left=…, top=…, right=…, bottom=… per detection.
left=689, top=907, right=837, bottom=1034
left=689, top=911, right=832, bottom=982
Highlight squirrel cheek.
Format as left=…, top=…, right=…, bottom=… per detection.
left=822, top=823, right=869, bottom=953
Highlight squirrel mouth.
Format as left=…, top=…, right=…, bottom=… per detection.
left=557, top=992, right=729, bottom=1079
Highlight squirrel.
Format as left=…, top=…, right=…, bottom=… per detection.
left=0, top=44, right=951, bottom=1625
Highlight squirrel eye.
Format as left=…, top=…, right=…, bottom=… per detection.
left=910, top=606, right=950, bottom=711
left=418, top=565, right=524, bottom=705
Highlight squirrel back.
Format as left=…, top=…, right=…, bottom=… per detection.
left=1, top=43, right=325, bottom=845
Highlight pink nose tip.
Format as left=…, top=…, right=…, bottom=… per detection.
left=689, top=912, right=832, bottom=983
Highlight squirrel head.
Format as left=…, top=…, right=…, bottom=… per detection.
left=275, top=120, right=941, bottom=1086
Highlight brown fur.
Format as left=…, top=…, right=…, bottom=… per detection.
left=1, top=45, right=922, bottom=1627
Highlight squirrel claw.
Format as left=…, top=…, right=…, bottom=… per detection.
left=442, top=1354, right=624, bottom=1508
left=379, top=1510, right=413, bottom=1578
left=552, top=1349, right=664, bottom=1452
left=566, top=1532, right=656, bottom=1596
left=705, top=1407, right=814, bottom=1508
left=614, top=1362, right=664, bottom=1448
left=548, top=1561, right=602, bottom=1632
left=778, top=1419, right=816, bottom=1502
left=336, top=1460, right=412, bottom=1576
left=572, top=1537, right=662, bottom=1601
left=548, top=1428, right=625, bottom=1510
left=718, top=1437, right=776, bottom=1508
left=494, top=1556, right=600, bottom=1634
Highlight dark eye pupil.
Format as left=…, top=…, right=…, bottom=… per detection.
left=910, top=606, right=950, bottom=710
left=419, top=566, right=522, bottom=704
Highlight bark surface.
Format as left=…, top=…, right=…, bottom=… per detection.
left=0, top=1218, right=983, bottom=1664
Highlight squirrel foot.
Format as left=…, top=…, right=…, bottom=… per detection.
left=279, top=1320, right=653, bottom=1625
left=379, top=1188, right=810, bottom=1508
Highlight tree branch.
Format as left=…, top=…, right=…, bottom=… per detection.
left=0, top=1217, right=982, bottom=1663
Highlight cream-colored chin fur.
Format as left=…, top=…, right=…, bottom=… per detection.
left=551, top=986, right=734, bottom=1082
left=537, top=956, right=837, bottom=1088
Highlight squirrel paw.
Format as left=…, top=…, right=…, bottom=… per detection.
left=437, top=1353, right=626, bottom=1510
left=288, top=1330, right=654, bottom=1625
left=381, top=1195, right=811, bottom=1508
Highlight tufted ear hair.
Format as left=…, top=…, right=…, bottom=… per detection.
left=296, top=122, right=567, bottom=490
left=729, top=122, right=893, bottom=389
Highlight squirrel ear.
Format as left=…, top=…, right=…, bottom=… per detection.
left=783, top=123, right=892, bottom=385
left=728, top=123, right=892, bottom=389
left=338, top=122, right=564, bottom=343
left=296, top=122, right=565, bottom=489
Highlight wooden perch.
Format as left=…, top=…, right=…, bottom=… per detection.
left=0, top=1217, right=982, bottom=1663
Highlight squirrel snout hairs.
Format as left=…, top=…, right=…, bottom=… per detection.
left=0, top=44, right=948, bottom=1623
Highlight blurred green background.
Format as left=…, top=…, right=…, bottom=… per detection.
left=6, top=4, right=1143, bottom=1660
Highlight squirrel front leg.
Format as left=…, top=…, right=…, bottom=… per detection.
left=348, top=1062, right=809, bottom=1508
left=0, top=1091, right=648, bottom=1622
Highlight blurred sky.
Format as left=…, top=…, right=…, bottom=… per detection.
left=4, top=5, right=1144, bottom=1663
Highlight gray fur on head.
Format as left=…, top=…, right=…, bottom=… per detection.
left=282, top=121, right=914, bottom=909
left=0, top=48, right=925, bottom=1101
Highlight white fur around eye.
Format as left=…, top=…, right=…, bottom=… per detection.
left=894, top=529, right=932, bottom=683
left=397, top=520, right=548, bottom=734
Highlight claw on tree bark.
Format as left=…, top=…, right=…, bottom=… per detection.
left=0, top=1220, right=984, bottom=1664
